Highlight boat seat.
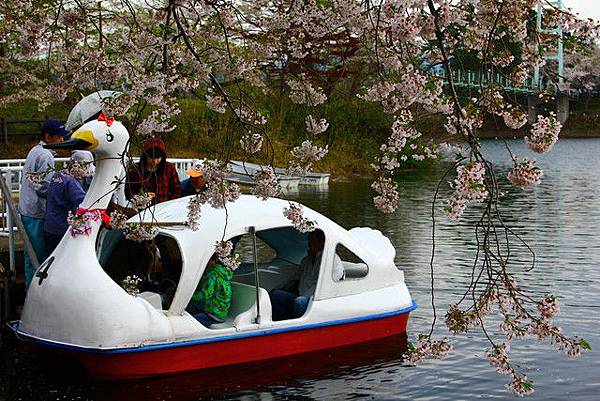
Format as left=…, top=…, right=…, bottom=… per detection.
left=233, top=264, right=298, bottom=291
left=209, top=317, right=235, bottom=330
left=342, top=261, right=369, bottom=279
left=139, top=291, right=162, bottom=309
left=207, top=283, right=271, bottom=329
left=231, top=287, right=271, bottom=327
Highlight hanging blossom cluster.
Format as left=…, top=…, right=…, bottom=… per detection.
left=371, top=177, right=399, bottom=214
left=286, top=76, right=327, bottom=106
left=502, top=106, right=528, bottom=130
left=214, top=240, right=241, bottom=271
left=187, top=195, right=203, bottom=231
left=240, top=131, right=264, bottom=154
left=440, top=272, right=590, bottom=396
left=444, top=161, right=488, bottom=221
left=305, top=115, right=329, bottom=135
left=67, top=210, right=94, bottom=237
left=183, top=161, right=241, bottom=229
left=288, top=140, right=329, bottom=177
left=252, top=167, right=281, bottom=201
left=130, top=193, right=153, bottom=210
left=444, top=290, right=495, bottom=334
left=24, top=171, right=45, bottom=185
left=406, top=334, right=453, bottom=365
left=507, top=157, right=543, bottom=188
left=197, top=161, right=241, bottom=209
left=109, top=211, right=129, bottom=230
left=525, top=113, right=562, bottom=154
left=283, top=203, right=316, bottom=233
left=121, top=275, right=143, bottom=296
left=106, top=210, right=160, bottom=242
left=373, top=111, right=426, bottom=172
left=125, top=223, right=158, bottom=242
left=67, top=209, right=108, bottom=237
left=487, top=343, right=534, bottom=397
left=206, top=94, right=227, bottom=114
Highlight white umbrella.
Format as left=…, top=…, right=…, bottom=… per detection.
left=66, top=90, right=122, bottom=130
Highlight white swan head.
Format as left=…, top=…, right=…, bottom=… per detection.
left=44, top=117, right=129, bottom=158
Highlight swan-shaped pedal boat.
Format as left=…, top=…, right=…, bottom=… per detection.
left=10, top=116, right=416, bottom=379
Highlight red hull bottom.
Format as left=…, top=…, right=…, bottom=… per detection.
left=72, top=312, right=410, bottom=380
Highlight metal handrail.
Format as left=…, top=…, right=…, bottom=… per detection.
left=248, top=226, right=261, bottom=324
left=0, top=169, right=40, bottom=270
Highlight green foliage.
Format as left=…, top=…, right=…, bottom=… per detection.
left=579, top=338, right=592, bottom=350
left=0, top=99, right=69, bottom=120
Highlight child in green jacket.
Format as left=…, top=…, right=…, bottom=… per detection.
left=187, top=254, right=233, bottom=327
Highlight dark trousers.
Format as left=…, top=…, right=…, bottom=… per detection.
left=269, top=289, right=309, bottom=321
left=44, top=231, right=64, bottom=256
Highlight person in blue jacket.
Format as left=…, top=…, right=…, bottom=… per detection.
left=43, top=151, right=95, bottom=255
left=181, top=159, right=207, bottom=197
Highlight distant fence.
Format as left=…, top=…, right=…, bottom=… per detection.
left=0, top=118, right=50, bottom=144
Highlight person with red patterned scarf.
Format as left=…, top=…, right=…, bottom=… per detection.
left=125, top=136, right=182, bottom=204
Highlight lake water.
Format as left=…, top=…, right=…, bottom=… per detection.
left=1, top=138, right=599, bottom=400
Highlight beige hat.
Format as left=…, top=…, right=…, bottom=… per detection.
left=186, top=159, right=204, bottom=178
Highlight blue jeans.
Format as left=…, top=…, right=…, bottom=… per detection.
left=194, top=312, right=220, bottom=327
left=21, top=215, right=47, bottom=289
left=270, top=290, right=309, bottom=320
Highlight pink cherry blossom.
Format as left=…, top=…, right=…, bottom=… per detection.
left=525, top=113, right=562, bottom=154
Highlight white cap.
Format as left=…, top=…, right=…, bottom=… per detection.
left=71, top=150, right=95, bottom=176
left=66, top=90, right=122, bottom=131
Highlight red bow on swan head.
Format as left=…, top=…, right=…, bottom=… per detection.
left=98, top=112, right=114, bottom=127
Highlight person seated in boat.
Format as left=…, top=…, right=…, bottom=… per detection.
left=125, top=136, right=182, bottom=204
left=138, top=236, right=182, bottom=307
left=43, top=150, right=95, bottom=255
left=270, top=229, right=344, bottom=320
left=187, top=253, right=234, bottom=327
left=180, top=159, right=207, bottom=197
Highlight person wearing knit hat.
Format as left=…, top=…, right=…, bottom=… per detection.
left=181, top=159, right=207, bottom=197
left=125, top=136, right=182, bottom=204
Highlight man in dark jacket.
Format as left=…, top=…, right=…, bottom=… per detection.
left=125, top=137, right=182, bottom=204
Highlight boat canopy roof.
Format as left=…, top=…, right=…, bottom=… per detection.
left=131, top=195, right=396, bottom=313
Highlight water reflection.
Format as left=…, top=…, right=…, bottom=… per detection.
left=2, top=139, right=600, bottom=400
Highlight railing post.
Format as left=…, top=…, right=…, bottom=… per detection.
left=1, top=118, right=7, bottom=145
left=0, top=169, right=39, bottom=270
left=2, top=171, right=16, bottom=321
left=6, top=171, right=15, bottom=276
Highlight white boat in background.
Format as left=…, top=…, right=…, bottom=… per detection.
left=278, top=168, right=330, bottom=186
left=227, top=160, right=300, bottom=188
left=228, top=160, right=330, bottom=187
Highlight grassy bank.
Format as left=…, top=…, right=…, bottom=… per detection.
left=2, top=95, right=599, bottom=178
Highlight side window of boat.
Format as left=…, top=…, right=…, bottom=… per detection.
left=334, top=244, right=369, bottom=280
